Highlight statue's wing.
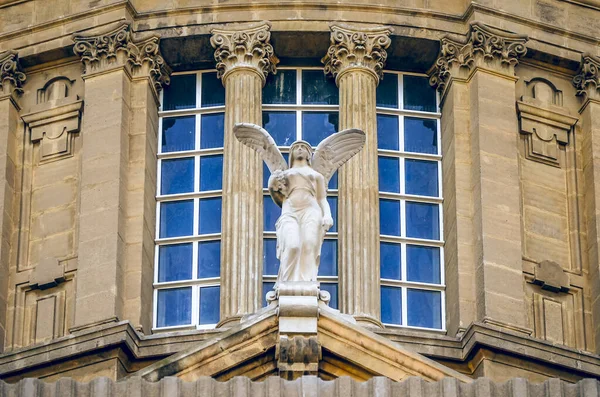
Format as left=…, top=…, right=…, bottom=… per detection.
left=233, top=123, right=288, bottom=172
left=312, top=128, right=366, bottom=183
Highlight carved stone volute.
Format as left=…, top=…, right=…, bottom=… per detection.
left=322, top=24, right=391, bottom=85
left=0, top=50, right=26, bottom=97
left=210, top=22, right=278, bottom=84
left=573, top=54, right=600, bottom=100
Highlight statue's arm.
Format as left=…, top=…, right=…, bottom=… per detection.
left=317, top=174, right=333, bottom=230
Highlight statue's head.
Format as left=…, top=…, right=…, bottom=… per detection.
left=289, top=141, right=313, bottom=167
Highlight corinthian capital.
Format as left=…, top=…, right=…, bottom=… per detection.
left=210, top=22, right=279, bottom=84
left=573, top=54, right=600, bottom=100
left=127, top=36, right=172, bottom=92
left=429, top=22, right=528, bottom=93
left=322, top=24, right=391, bottom=85
left=0, top=50, right=26, bottom=96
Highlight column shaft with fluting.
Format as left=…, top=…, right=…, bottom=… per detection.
left=323, top=24, right=391, bottom=327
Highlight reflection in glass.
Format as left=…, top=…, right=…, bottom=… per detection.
left=318, top=240, right=337, bottom=276
left=162, top=74, right=196, bottom=111
left=158, top=243, right=193, bottom=282
left=162, top=116, right=195, bottom=153
left=381, top=286, right=401, bottom=325
left=199, top=155, right=223, bottom=191
left=407, top=245, right=440, bottom=284
left=377, top=114, right=399, bottom=151
left=302, top=70, right=338, bottom=105
left=264, top=196, right=280, bottom=232
left=264, top=70, right=297, bottom=104
left=327, top=196, right=337, bottom=232
left=263, top=282, right=276, bottom=307
left=157, top=287, right=192, bottom=327
left=200, top=286, right=220, bottom=324
left=321, top=283, right=338, bottom=309
left=406, top=202, right=439, bottom=240
left=380, top=199, right=400, bottom=236
left=378, top=156, right=400, bottom=193
left=199, top=198, right=222, bottom=235
left=376, top=73, right=398, bottom=108
left=263, top=112, right=296, bottom=146
left=380, top=242, right=401, bottom=280
left=160, top=200, right=193, bottom=238
left=407, top=289, right=441, bottom=329
left=200, top=113, right=225, bottom=149
left=198, top=241, right=221, bottom=278
left=405, top=159, right=438, bottom=197
left=302, top=112, right=339, bottom=146
left=201, top=72, right=225, bottom=107
left=404, top=117, right=438, bottom=155
left=263, top=238, right=279, bottom=275
left=161, top=158, right=194, bottom=195
left=404, top=75, right=437, bottom=113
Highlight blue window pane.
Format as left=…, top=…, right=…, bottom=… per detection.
left=263, top=282, right=276, bottom=307
left=407, top=245, right=441, bottom=284
left=263, top=153, right=289, bottom=188
left=162, top=74, right=196, bottom=111
left=263, top=238, right=279, bottom=275
left=160, top=200, right=193, bottom=238
left=200, top=113, right=224, bottom=149
left=201, top=72, right=225, bottom=107
left=318, top=240, right=337, bottom=277
left=405, top=159, right=438, bottom=197
left=377, top=114, right=399, bottom=151
left=406, top=202, right=439, bottom=240
left=264, top=70, right=297, bottom=104
left=379, top=199, right=400, bottom=236
left=327, top=196, right=337, bottom=233
left=264, top=196, right=280, bottom=232
left=380, top=243, right=401, bottom=280
left=302, top=112, right=338, bottom=146
left=407, top=289, right=442, bottom=329
left=161, top=158, right=194, bottom=195
left=162, top=116, right=195, bottom=153
left=376, top=73, right=398, bottom=108
left=381, top=286, right=401, bottom=325
left=158, top=243, right=193, bottom=282
left=302, top=70, right=338, bottom=105
left=200, top=155, right=223, bottom=191
left=378, top=157, right=400, bottom=193
left=198, top=241, right=221, bottom=279
left=404, top=75, right=437, bottom=113
left=328, top=171, right=338, bottom=190
left=263, top=112, right=296, bottom=146
left=199, top=198, right=222, bottom=235
left=321, top=283, right=338, bottom=309
left=157, top=287, right=192, bottom=327
left=200, top=286, right=220, bottom=325
left=404, top=117, right=438, bottom=155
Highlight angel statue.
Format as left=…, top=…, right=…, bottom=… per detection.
left=233, top=123, right=366, bottom=286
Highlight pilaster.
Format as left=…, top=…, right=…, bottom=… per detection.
left=210, top=22, right=278, bottom=326
left=323, top=24, right=391, bottom=327
left=429, top=22, right=530, bottom=335
left=0, top=51, right=25, bottom=351
left=573, top=54, right=600, bottom=353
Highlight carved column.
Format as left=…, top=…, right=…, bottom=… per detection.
left=573, top=54, right=600, bottom=352
left=0, top=51, right=25, bottom=351
left=429, top=23, right=530, bottom=335
left=323, top=24, right=391, bottom=327
left=210, top=23, right=278, bottom=326
left=71, top=23, right=170, bottom=331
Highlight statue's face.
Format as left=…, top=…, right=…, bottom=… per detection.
left=292, top=145, right=310, bottom=162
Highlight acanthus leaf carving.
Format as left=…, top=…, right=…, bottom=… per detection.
left=0, top=50, right=26, bottom=96
left=573, top=54, right=600, bottom=100
left=210, top=22, right=279, bottom=83
left=322, top=24, right=391, bottom=84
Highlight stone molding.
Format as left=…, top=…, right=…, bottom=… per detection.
left=429, top=22, right=528, bottom=93
left=72, top=23, right=171, bottom=91
left=210, top=22, right=279, bottom=84
left=573, top=54, right=600, bottom=100
left=322, top=24, right=391, bottom=85
left=0, top=50, right=26, bottom=97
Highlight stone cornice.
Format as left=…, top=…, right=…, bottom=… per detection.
left=322, top=24, right=392, bottom=85
left=573, top=54, right=600, bottom=100
left=429, top=22, right=528, bottom=93
left=210, top=22, right=279, bottom=85
left=0, top=50, right=26, bottom=96
left=72, top=23, right=171, bottom=91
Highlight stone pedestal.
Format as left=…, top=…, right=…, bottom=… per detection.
left=210, top=23, right=278, bottom=327
left=323, top=24, right=391, bottom=328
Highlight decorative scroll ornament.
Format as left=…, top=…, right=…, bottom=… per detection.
left=73, top=23, right=171, bottom=91
left=210, top=22, right=279, bottom=83
left=0, top=50, right=26, bottom=95
left=572, top=54, right=600, bottom=99
left=322, top=24, right=391, bottom=84
left=429, top=22, right=528, bottom=93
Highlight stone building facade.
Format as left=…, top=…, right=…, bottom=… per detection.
left=1, top=0, right=600, bottom=391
